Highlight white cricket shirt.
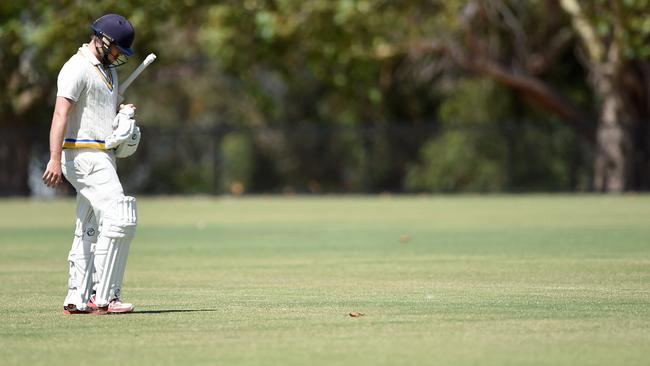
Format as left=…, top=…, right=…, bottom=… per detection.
left=57, top=44, right=119, bottom=149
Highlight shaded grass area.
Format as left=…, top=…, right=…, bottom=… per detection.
left=1, top=195, right=649, bottom=365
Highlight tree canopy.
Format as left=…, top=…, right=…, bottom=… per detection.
left=1, top=0, right=649, bottom=194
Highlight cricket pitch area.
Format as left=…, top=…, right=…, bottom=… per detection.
left=1, top=195, right=649, bottom=365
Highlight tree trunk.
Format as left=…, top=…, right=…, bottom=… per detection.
left=593, top=83, right=634, bottom=191
left=559, top=0, right=637, bottom=192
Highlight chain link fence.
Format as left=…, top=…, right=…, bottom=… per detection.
left=1, top=120, right=590, bottom=197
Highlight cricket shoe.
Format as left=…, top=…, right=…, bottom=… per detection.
left=87, top=294, right=135, bottom=314
left=63, top=304, right=92, bottom=315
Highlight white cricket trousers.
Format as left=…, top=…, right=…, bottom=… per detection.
left=61, top=148, right=125, bottom=309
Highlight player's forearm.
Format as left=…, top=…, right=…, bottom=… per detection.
left=48, top=110, right=68, bottom=161
left=49, top=97, right=74, bottom=161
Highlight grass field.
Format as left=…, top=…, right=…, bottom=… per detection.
left=1, top=195, right=649, bottom=365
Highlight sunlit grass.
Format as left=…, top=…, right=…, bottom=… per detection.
left=1, top=195, right=649, bottom=365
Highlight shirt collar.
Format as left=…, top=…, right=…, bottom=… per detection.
left=79, top=44, right=101, bottom=66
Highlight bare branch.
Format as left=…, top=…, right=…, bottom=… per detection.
left=559, top=0, right=604, bottom=62
left=460, top=1, right=491, bottom=56
left=484, top=0, right=530, bottom=65
left=526, top=28, right=573, bottom=75
left=453, top=42, right=589, bottom=124
left=411, top=38, right=590, bottom=126
left=607, top=0, right=625, bottom=74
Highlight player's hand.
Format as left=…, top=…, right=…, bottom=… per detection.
left=42, top=159, right=63, bottom=188
left=113, top=104, right=137, bottom=128
left=119, top=103, right=137, bottom=114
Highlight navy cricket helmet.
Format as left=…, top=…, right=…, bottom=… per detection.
left=91, top=14, right=135, bottom=57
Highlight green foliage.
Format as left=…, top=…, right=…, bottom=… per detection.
left=3, top=0, right=647, bottom=193
left=406, top=129, right=506, bottom=192
left=574, top=0, right=650, bottom=59
left=406, top=79, right=585, bottom=192
left=146, top=159, right=214, bottom=194
left=196, top=0, right=449, bottom=124
left=406, top=79, right=507, bottom=192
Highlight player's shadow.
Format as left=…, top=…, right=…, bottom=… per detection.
left=127, top=309, right=219, bottom=315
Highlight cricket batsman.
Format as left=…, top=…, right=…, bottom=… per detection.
left=42, top=14, right=141, bottom=314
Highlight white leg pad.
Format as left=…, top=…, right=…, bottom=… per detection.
left=63, top=208, right=97, bottom=310
left=64, top=238, right=94, bottom=310
left=94, top=196, right=137, bottom=306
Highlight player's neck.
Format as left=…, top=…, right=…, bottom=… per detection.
left=85, top=42, right=103, bottom=64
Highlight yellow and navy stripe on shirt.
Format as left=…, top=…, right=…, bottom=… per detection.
left=94, top=65, right=114, bottom=91
left=62, top=138, right=106, bottom=149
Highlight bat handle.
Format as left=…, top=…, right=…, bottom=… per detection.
left=119, top=53, right=157, bottom=95
left=143, top=53, right=157, bottom=66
